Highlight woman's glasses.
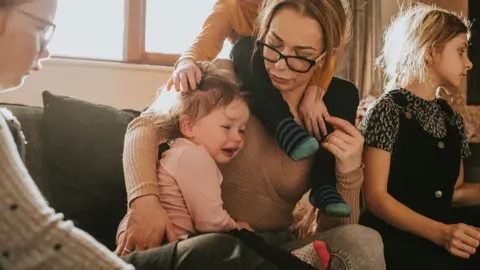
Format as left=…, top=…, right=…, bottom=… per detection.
left=256, top=40, right=324, bottom=73
left=16, top=8, right=56, bottom=53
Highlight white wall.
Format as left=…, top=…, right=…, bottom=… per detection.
left=0, top=58, right=174, bottom=111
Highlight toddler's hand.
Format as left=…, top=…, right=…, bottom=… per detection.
left=299, top=85, right=330, bottom=140
left=235, top=221, right=254, bottom=232
left=166, top=58, right=202, bottom=92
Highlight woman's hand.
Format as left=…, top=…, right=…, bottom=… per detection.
left=166, top=58, right=202, bottom=92
left=321, top=116, right=364, bottom=174
left=299, top=85, right=329, bottom=140
left=116, top=195, right=177, bottom=256
left=440, top=223, right=480, bottom=259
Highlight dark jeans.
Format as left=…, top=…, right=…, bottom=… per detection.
left=369, top=207, right=480, bottom=270
left=122, top=224, right=386, bottom=270
left=122, top=233, right=278, bottom=270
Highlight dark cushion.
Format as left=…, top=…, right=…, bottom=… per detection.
left=465, top=143, right=480, bottom=183
left=41, top=91, right=140, bottom=250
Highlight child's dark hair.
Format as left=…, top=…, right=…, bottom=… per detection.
left=148, top=61, right=248, bottom=140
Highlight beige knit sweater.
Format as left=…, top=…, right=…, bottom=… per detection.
left=0, top=113, right=133, bottom=269
left=123, top=112, right=363, bottom=231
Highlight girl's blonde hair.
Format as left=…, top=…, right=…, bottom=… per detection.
left=378, top=2, right=471, bottom=91
left=148, top=61, right=247, bottom=141
left=254, top=0, right=351, bottom=75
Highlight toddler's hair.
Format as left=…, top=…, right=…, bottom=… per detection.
left=148, top=61, right=247, bottom=140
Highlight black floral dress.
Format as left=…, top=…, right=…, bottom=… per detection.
left=358, top=89, right=476, bottom=270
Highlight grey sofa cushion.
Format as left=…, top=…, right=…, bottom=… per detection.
left=41, top=91, right=140, bottom=250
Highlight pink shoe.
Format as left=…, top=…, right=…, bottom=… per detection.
left=292, top=240, right=330, bottom=269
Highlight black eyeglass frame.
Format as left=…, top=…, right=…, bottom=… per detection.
left=256, top=40, right=319, bottom=73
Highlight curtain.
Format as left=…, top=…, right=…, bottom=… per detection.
left=336, top=0, right=383, bottom=97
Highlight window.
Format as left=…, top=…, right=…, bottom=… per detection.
left=50, top=0, right=125, bottom=60
left=145, top=0, right=231, bottom=59
left=50, top=0, right=232, bottom=65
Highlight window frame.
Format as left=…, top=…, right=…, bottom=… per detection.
left=53, top=0, right=181, bottom=66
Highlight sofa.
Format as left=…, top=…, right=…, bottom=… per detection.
left=2, top=91, right=141, bottom=251
left=3, top=91, right=480, bottom=252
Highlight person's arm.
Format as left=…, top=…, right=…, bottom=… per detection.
left=176, top=0, right=233, bottom=67
left=123, top=112, right=162, bottom=205
left=0, top=117, right=133, bottom=270
left=452, top=160, right=480, bottom=207
left=173, top=145, right=236, bottom=232
left=119, top=111, right=177, bottom=255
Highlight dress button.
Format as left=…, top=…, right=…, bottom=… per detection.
left=2, top=251, right=9, bottom=258
left=9, top=204, right=18, bottom=211
left=438, top=141, right=445, bottom=149
left=405, top=111, right=413, bottom=119
left=435, top=190, right=443, bottom=198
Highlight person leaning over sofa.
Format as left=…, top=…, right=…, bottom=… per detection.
left=0, top=0, right=282, bottom=269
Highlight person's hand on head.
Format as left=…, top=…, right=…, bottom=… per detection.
left=115, top=195, right=177, bottom=256
left=299, top=85, right=329, bottom=140
left=166, top=58, right=202, bottom=92
left=321, top=116, right=364, bottom=174
left=440, top=223, right=480, bottom=259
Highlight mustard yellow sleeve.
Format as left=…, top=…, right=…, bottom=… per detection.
left=177, top=0, right=233, bottom=66
left=309, top=56, right=336, bottom=91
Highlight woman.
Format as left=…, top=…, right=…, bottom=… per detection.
left=0, top=0, right=278, bottom=269
left=118, top=0, right=386, bottom=269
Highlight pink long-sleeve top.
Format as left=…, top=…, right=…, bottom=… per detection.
left=119, top=138, right=236, bottom=239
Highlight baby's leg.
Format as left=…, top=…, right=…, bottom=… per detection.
left=230, top=37, right=318, bottom=161
left=307, top=78, right=363, bottom=217
left=309, top=138, right=351, bottom=217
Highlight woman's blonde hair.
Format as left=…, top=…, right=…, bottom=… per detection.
left=378, top=2, right=471, bottom=91
left=148, top=61, right=247, bottom=141
left=254, top=0, right=351, bottom=75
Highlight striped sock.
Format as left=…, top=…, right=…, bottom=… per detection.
left=312, top=185, right=351, bottom=217
left=276, top=118, right=319, bottom=161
